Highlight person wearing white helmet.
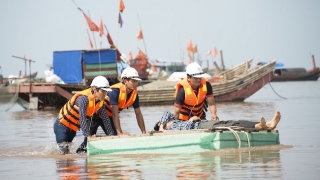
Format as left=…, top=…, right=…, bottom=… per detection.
left=79, top=67, right=146, bottom=141
left=173, top=62, right=219, bottom=122
left=53, top=76, right=115, bottom=154
left=106, top=67, right=146, bottom=135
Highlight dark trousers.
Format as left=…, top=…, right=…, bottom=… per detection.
left=53, top=118, right=76, bottom=143
left=198, top=120, right=258, bottom=129
left=212, top=120, right=257, bottom=128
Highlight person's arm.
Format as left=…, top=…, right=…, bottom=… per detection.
left=108, top=89, right=128, bottom=135
left=132, top=95, right=146, bottom=134
left=134, top=108, right=146, bottom=134
left=206, top=81, right=219, bottom=120
left=173, top=88, right=185, bottom=119
left=75, top=96, right=91, bottom=137
left=99, top=105, right=115, bottom=136
left=207, top=96, right=219, bottom=120
left=111, top=105, right=127, bottom=135
left=173, top=106, right=182, bottom=119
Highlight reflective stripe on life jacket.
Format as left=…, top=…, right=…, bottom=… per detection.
left=58, top=88, right=104, bottom=132
left=104, top=83, right=137, bottom=116
left=174, top=78, right=207, bottom=120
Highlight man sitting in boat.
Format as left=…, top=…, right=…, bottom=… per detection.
left=154, top=111, right=281, bottom=131
left=173, top=62, right=219, bottom=121
left=53, top=76, right=115, bottom=155
left=76, top=67, right=146, bottom=153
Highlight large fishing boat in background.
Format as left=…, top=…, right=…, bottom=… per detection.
left=137, top=59, right=276, bottom=105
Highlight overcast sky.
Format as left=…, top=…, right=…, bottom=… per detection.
left=0, top=0, right=319, bottom=78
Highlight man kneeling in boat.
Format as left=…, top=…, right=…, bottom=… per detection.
left=173, top=62, right=219, bottom=122
left=154, top=111, right=281, bottom=131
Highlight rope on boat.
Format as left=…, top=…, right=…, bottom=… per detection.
left=214, top=126, right=241, bottom=148
left=214, top=126, right=252, bottom=148
left=244, top=131, right=251, bottom=147
left=268, top=82, right=287, bottom=99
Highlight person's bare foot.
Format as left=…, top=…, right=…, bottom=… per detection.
left=266, top=111, right=281, bottom=130
left=255, top=116, right=268, bottom=130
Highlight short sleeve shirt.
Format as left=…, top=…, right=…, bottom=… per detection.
left=107, top=88, right=140, bottom=109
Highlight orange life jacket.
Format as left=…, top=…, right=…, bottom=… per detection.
left=104, top=83, right=137, bottom=116
left=174, top=78, right=207, bottom=120
left=59, top=88, right=104, bottom=132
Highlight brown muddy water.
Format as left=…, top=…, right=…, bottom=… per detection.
left=0, top=81, right=319, bottom=179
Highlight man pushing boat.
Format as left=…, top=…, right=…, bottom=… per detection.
left=76, top=67, right=146, bottom=153
left=53, top=76, right=115, bottom=155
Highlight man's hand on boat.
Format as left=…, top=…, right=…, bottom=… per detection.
left=211, top=114, right=219, bottom=121
left=118, top=132, right=130, bottom=136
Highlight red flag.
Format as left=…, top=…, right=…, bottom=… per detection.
left=88, top=36, right=93, bottom=48
left=83, top=13, right=99, bottom=32
left=99, top=18, right=104, bottom=37
left=187, top=41, right=193, bottom=52
left=128, top=51, right=132, bottom=60
left=119, top=0, right=125, bottom=13
left=213, top=46, right=218, bottom=58
left=137, top=29, right=143, bottom=40
left=106, top=33, right=115, bottom=48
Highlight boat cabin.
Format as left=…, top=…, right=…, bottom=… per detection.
left=273, top=68, right=307, bottom=76
left=53, top=48, right=119, bottom=86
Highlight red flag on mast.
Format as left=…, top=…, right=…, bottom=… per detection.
left=119, top=0, right=125, bottom=13
left=89, top=37, right=93, bottom=48
left=106, top=33, right=115, bottom=48
left=99, top=18, right=104, bottom=37
left=137, top=29, right=143, bottom=40
left=187, top=41, right=193, bottom=52
left=213, top=46, right=218, bottom=58
left=82, top=13, right=99, bottom=32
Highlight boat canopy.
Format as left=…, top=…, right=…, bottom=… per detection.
left=273, top=68, right=307, bottom=75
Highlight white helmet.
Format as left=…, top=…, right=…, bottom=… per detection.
left=185, top=62, right=205, bottom=78
left=121, top=67, right=142, bottom=81
left=90, top=76, right=112, bottom=91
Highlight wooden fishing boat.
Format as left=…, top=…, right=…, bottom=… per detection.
left=137, top=59, right=276, bottom=105
left=87, top=128, right=279, bottom=155
left=270, top=54, right=320, bottom=82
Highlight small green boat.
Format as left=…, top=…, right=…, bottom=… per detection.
left=87, top=129, right=280, bottom=155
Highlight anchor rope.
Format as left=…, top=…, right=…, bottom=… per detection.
left=268, top=82, right=287, bottom=99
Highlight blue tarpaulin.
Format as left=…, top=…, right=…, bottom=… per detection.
left=261, top=61, right=284, bottom=67
left=83, top=49, right=117, bottom=64
left=53, top=50, right=83, bottom=84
